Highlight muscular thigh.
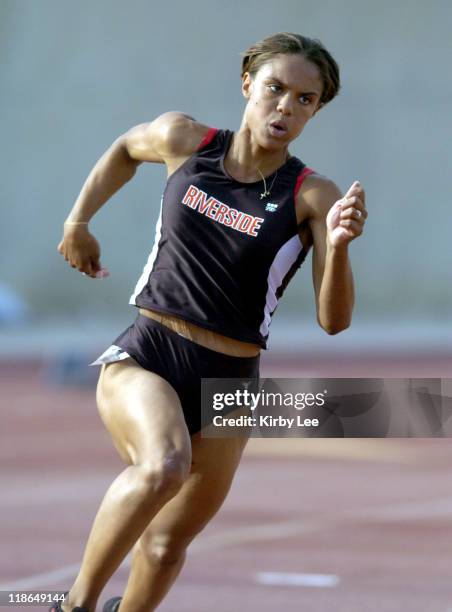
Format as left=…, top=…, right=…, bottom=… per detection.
left=140, top=432, right=249, bottom=550
left=96, top=357, right=191, bottom=466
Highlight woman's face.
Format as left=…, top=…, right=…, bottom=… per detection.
left=242, top=53, right=324, bottom=150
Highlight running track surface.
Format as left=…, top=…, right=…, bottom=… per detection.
left=1, top=351, right=452, bottom=612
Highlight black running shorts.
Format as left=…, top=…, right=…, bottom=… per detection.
left=91, top=314, right=260, bottom=435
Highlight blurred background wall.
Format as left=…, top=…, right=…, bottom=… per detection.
left=1, top=0, right=451, bottom=355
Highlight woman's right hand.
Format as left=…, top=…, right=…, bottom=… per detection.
left=57, top=225, right=109, bottom=279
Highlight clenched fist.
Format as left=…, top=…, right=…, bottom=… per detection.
left=57, top=225, right=109, bottom=279
left=326, top=181, right=367, bottom=248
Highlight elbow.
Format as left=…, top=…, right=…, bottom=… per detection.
left=115, top=135, right=142, bottom=170
left=318, top=319, right=351, bottom=335
left=323, top=324, right=349, bottom=335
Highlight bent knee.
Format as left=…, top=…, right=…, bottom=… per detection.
left=138, top=535, right=188, bottom=566
left=149, top=542, right=187, bottom=566
left=138, top=453, right=190, bottom=497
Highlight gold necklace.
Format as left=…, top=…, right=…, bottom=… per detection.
left=257, top=168, right=279, bottom=200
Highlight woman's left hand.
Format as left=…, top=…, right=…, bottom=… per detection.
left=326, top=181, right=367, bottom=248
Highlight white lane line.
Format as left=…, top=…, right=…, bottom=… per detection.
left=359, top=496, right=452, bottom=521
left=4, top=493, right=452, bottom=591
left=0, top=564, right=80, bottom=591
left=0, top=553, right=132, bottom=592
left=0, top=518, right=328, bottom=591
left=256, top=572, right=339, bottom=588
left=0, top=478, right=110, bottom=507
left=189, top=517, right=327, bottom=554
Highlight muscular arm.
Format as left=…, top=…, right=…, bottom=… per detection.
left=298, top=175, right=367, bottom=334
left=65, top=112, right=208, bottom=224
left=59, top=112, right=210, bottom=277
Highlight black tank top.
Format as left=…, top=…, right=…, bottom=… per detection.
left=129, top=128, right=315, bottom=348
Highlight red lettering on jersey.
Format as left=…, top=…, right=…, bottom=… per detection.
left=181, top=185, right=265, bottom=238
left=193, top=192, right=220, bottom=217
left=206, top=199, right=220, bottom=219
left=194, top=190, right=209, bottom=213
left=214, top=203, right=229, bottom=223
left=248, top=217, right=264, bottom=237
left=232, top=211, right=244, bottom=229
left=224, top=208, right=237, bottom=227
left=237, top=214, right=252, bottom=233
left=182, top=185, right=199, bottom=208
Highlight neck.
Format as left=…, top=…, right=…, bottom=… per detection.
left=225, top=125, right=290, bottom=183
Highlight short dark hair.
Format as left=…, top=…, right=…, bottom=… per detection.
left=241, top=32, right=340, bottom=108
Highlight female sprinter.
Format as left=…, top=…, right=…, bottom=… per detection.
left=54, top=32, right=367, bottom=612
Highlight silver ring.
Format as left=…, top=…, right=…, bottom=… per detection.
left=355, top=209, right=362, bottom=219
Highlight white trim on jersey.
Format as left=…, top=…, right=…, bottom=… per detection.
left=129, top=198, right=164, bottom=306
left=259, top=235, right=303, bottom=339
left=90, top=345, right=131, bottom=366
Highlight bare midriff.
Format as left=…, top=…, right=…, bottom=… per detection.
left=138, top=308, right=261, bottom=358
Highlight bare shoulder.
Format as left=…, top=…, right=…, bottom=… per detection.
left=296, top=172, right=343, bottom=224
left=122, top=112, right=212, bottom=164
left=152, top=112, right=212, bottom=157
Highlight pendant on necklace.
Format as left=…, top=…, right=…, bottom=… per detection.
left=258, top=167, right=278, bottom=201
